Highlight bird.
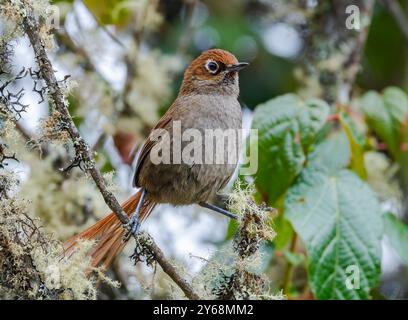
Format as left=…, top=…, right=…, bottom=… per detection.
left=64, top=49, right=248, bottom=270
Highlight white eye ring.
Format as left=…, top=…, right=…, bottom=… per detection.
left=205, top=60, right=219, bottom=74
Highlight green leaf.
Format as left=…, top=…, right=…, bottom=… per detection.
left=308, top=130, right=350, bottom=174
left=225, top=219, right=239, bottom=240
left=285, top=166, right=382, bottom=299
left=383, top=87, right=408, bottom=124
left=339, top=113, right=367, bottom=180
left=360, top=87, right=408, bottom=157
left=272, top=212, right=294, bottom=250
left=252, top=94, right=329, bottom=204
left=360, top=91, right=393, bottom=149
left=384, top=213, right=408, bottom=266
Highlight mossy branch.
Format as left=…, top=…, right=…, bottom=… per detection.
left=21, top=5, right=201, bottom=300
left=131, top=232, right=200, bottom=300
left=22, top=11, right=129, bottom=226
left=206, top=184, right=279, bottom=300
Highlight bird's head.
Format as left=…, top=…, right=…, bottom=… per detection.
left=179, top=49, right=248, bottom=97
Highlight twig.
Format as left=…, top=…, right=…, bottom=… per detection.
left=0, top=143, right=19, bottom=169
left=134, top=233, right=200, bottom=300
left=22, top=11, right=129, bottom=226
left=147, top=242, right=200, bottom=299
left=21, top=6, right=201, bottom=300
left=380, top=0, right=408, bottom=44
left=14, top=121, right=32, bottom=143
left=212, top=200, right=274, bottom=300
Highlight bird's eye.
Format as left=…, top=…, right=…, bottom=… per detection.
left=205, top=60, right=219, bottom=74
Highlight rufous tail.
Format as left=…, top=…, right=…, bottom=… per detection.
left=63, top=190, right=155, bottom=271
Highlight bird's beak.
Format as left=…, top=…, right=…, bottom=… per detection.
left=226, top=62, right=249, bottom=72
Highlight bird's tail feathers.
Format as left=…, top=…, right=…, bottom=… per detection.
left=63, top=190, right=155, bottom=271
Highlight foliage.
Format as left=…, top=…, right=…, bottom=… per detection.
left=286, top=167, right=382, bottom=299
left=247, top=86, right=408, bottom=299
left=251, top=94, right=329, bottom=204
left=0, top=172, right=98, bottom=299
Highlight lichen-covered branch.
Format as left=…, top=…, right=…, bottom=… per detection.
left=131, top=232, right=201, bottom=300
left=212, top=196, right=276, bottom=300
left=20, top=4, right=201, bottom=300
left=22, top=9, right=130, bottom=226
left=300, top=0, right=375, bottom=104
left=0, top=175, right=97, bottom=299
left=0, top=143, right=19, bottom=169
left=191, top=184, right=280, bottom=300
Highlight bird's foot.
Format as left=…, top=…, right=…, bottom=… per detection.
left=123, top=213, right=142, bottom=241
left=123, top=188, right=146, bottom=241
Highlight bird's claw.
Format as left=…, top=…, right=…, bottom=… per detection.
left=123, top=214, right=141, bottom=241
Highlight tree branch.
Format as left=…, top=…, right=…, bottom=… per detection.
left=22, top=11, right=129, bottom=226
left=21, top=6, right=201, bottom=300
left=133, top=233, right=200, bottom=300
left=301, top=0, right=375, bottom=104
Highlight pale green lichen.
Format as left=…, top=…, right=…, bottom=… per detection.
left=0, top=0, right=57, bottom=51
left=0, top=173, right=97, bottom=299
left=189, top=182, right=281, bottom=300
left=227, top=181, right=277, bottom=244
left=21, top=148, right=108, bottom=240
left=37, top=111, right=71, bottom=145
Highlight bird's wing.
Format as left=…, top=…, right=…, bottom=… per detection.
left=132, top=111, right=173, bottom=187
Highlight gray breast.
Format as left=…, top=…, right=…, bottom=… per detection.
left=139, top=94, right=242, bottom=205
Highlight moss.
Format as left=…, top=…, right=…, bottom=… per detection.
left=20, top=148, right=108, bottom=239
left=38, top=111, right=70, bottom=145
left=0, top=173, right=97, bottom=299
left=190, top=182, right=282, bottom=300
left=0, top=0, right=57, bottom=50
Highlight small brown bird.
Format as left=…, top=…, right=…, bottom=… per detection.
left=64, top=49, right=248, bottom=269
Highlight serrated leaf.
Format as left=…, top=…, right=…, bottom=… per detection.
left=384, top=213, right=408, bottom=266
left=285, top=167, right=382, bottom=299
left=339, top=113, right=367, bottom=179
left=360, top=87, right=408, bottom=157
left=383, top=87, right=408, bottom=123
left=252, top=94, right=329, bottom=204
left=360, top=91, right=393, bottom=149
left=308, top=130, right=351, bottom=174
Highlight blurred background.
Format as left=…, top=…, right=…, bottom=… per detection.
left=2, top=0, right=408, bottom=299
